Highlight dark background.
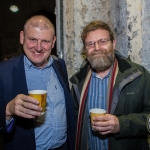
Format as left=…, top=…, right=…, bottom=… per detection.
left=0, top=0, right=56, bottom=61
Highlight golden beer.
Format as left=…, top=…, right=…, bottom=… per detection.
left=90, top=108, right=106, bottom=124
left=28, top=90, right=47, bottom=115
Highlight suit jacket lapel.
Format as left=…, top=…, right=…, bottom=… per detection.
left=12, top=55, right=35, bottom=137
left=12, top=55, right=28, bottom=97
left=52, top=60, right=68, bottom=91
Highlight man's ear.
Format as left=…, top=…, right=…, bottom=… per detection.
left=52, top=36, right=56, bottom=48
left=20, top=31, right=24, bottom=44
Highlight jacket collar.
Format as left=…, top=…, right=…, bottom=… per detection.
left=70, top=51, right=138, bottom=85
left=115, top=53, right=131, bottom=73
left=12, top=54, right=35, bottom=137
left=12, top=54, right=28, bottom=97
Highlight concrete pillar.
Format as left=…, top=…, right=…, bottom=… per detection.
left=63, top=0, right=75, bottom=77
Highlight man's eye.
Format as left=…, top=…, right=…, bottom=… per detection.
left=88, top=43, right=94, bottom=46
left=43, top=40, right=48, bottom=43
left=100, top=40, right=107, bottom=45
left=42, top=40, right=50, bottom=44
left=30, top=39, right=36, bottom=42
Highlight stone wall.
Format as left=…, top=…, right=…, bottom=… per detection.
left=111, top=0, right=150, bottom=71
left=63, top=0, right=75, bottom=77
left=141, top=0, right=150, bottom=71
left=110, top=0, right=143, bottom=61
left=63, top=0, right=150, bottom=77
left=110, top=0, right=128, bottom=57
left=63, top=0, right=110, bottom=78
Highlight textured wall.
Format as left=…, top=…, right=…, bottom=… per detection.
left=110, top=0, right=128, bottom=57
left=63, top=0, right=150, bottom=77
left=127, top=0, right=142, bottom=64
left=110, top=0, right=143, bottom=63
left=141, top=0, right=150, bottom=71
left=64, top=0, right=110, bottom=77
left=110, top=0, right=150, bottom=72
left=63, top=0, right=75, bottom=77
left=73, top=0, right=110, bottom=72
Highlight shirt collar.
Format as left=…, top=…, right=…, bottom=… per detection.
left=24, top=55, right=54, bottom=69
left=92, top=71, right=111, bottom=79
left=91, top=64, right=114, bottom=79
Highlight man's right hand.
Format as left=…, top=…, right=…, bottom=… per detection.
left=6, top=94, right=42, bottom=121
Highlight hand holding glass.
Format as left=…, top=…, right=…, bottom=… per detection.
left=28, top=90, right=47, bottom=115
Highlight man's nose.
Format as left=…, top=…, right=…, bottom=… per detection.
left=94, top=42, right=101, bottom=50
left=35, top=41, right=42, bottom=51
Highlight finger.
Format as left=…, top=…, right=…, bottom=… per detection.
left=93, top=125, right=109, bottom=131
left=15, top=109, right=37, bottom=119
left=20, top=94, right=39, bottom=105
left=22, top=101, right=25, bottom=107
left=21, top=101, right=42, bottom=112
left=22, top=107, right=41, bottom=117
left=15, top=106, right=41, bottom=118
left=99, top=130, right=110, bottom=135
left=92, top=120, right=108, bottom=127
left=18, top=111, right=35, bottom=119
left=93, top=116, right=107, bottom=122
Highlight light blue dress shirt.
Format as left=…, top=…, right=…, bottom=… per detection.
left=24, top=56, right=67, bottom=150
left=87, top=71, right=110, bottom=150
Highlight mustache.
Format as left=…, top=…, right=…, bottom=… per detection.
left=91, top=50, right=107, bottom=56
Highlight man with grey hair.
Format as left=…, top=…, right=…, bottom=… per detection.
left=0, top=15, right=75, bottom=150
left=70, top=20, right=150, bottom=150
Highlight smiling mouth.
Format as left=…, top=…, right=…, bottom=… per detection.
left=32, top=51, right=44, bottom=55
left=34, top=52, right=41, bottom=54
left=93, top=53, right=105, bottom=56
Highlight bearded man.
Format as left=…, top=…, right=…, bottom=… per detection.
left=70, top=20, right=150, bottom=150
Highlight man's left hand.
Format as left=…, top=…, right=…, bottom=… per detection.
left=92, top=114, right=120, bottom=135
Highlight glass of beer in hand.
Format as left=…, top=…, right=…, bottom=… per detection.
left=28, top=90, right=47, bottom=115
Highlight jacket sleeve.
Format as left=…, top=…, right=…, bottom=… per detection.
left=0, top=59, right=17, bottom=134
left=115, top=68, right=150, bottom=138
left=0, top=106, right=7, bottom=133
left=0, top=69, right=7, bottom=133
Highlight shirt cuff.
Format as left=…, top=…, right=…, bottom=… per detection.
left=6, top=118, right=14, bottom=132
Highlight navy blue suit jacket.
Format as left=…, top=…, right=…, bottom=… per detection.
left=0, top=54, right=75, bottom=150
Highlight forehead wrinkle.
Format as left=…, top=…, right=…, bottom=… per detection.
left=24, top=16, right=55, bottom=35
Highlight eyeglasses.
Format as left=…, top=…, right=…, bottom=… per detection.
left=85, top=38, right=110, bottom=49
